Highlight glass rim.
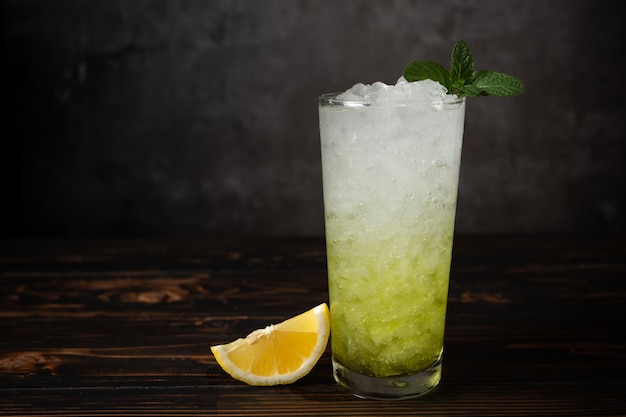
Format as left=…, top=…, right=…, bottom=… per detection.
left=318, top=92, right=465, bottom=108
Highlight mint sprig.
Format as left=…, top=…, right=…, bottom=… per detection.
left=403, top=40, right=524, bottom=97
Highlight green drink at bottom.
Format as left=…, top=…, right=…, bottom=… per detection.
left=319, top=79, right=465, bottom=399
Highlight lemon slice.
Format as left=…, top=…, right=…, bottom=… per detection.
left=211, top=303, right=330, bottom=386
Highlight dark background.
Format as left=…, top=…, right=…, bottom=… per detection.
left=3, top=0, right=625, bottom=237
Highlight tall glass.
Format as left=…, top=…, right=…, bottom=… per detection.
left=318, top=87, right=465, bottom=399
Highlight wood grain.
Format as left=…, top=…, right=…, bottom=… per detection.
left=1, top=236, right=625, bottom=416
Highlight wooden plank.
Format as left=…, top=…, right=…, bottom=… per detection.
left=0, top=236, right=625, bottom=415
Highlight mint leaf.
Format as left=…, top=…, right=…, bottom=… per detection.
left=450, top=40, right=474, bottom=89
left=403, top=60, right=450, bottom=91
left=470, top=70, right=525, bottom=96
left=404, top=40, right=524, bottom=98
left=456, top=83, right=485, bottom=97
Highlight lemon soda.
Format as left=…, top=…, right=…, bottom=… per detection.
left=319, top=79, right=465, bottom=399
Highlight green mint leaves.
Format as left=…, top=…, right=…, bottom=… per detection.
left=403, top=40, right=524, bottom=97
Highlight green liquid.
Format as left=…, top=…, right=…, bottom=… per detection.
left=327, top=228, right=453, bottom=377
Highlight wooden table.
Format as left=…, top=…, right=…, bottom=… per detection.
left=1, top=235, right=625, bottom=416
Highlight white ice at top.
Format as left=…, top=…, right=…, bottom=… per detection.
left=337, top=77, right=451, bottom=104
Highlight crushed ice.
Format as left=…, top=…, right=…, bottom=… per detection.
left=337, top=77, right=453, bottom=105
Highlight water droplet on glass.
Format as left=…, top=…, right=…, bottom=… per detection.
left=431, top=158, right=446, bottom=168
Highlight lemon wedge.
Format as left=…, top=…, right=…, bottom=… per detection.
left=211, top=303, right=330, bottom=386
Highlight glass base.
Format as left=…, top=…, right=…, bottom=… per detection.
left=332, top=354, right=442, bottom=400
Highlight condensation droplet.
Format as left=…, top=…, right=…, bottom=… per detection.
left=431, top=158, right=446, bottom=168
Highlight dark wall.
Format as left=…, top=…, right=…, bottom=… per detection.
left=3, top=0, right=625, bottom=237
